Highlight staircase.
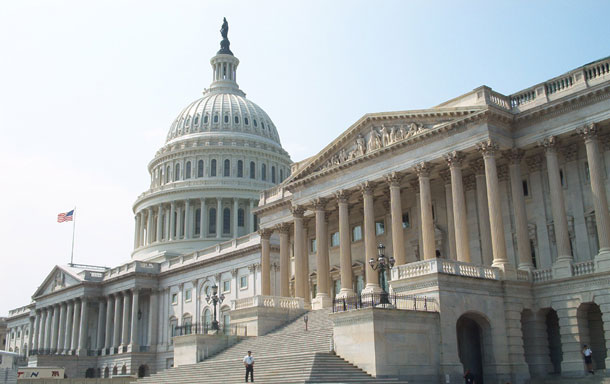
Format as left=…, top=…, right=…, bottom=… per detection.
left=136, top=309, right=408, bottom=383
left=529, top=371, right=610, bottom=384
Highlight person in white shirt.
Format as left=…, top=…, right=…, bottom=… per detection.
left=583, top=345, right=594, bottom=374
left=243, top=350, right=254, bottom=382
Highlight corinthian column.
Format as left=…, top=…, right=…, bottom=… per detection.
left=146, top=207, right=154, bottom=244
left=539, top=136, right=573, bottom=277
left=63, top=302, right=73, bottom=354
left=277, top=224, right=291, bottom=297
left=259, top=229, right=272, bottom=295
left=292, top=206, right=306, bottom=300
left=104, top=296, right=113, bottom=354
left=477, top=140, right=512, bottom=273
left=386, top=173, right=407, bottom=265
left=361, top=182, right=381, bottom=293
left=184, top=199, right=191, bottom=239
left=129, top=290, right=139, bottom=352
left=76, top=299, right=88, bottom=355
left=121, top=291, right=131, bottom=350
left=156, top=205, right=163, bottom=242
left=578, top=124, right=610, bottom=269
left=471, top=159, right=493, bottom=266
left=70, top=301, right=80, bottom=353
left=415, top=163, right=436, bottom=260
left=336, top=191, right=354, bottom=298
left=169, top=202, right=176, bottom=241
left=312, top=198, right=331, bottom=309
left=134, top=214, right=141, bottom=249
left=57, top=303, right=66, bottom=353
left=50, top=305, right=59, bottom=353
left=200, top=199, right=206, bottom=239
left=445, top=151, right=470, bottom=263
left=113, top=294, right=122, bottom=350
left=505, top=149, right=534, bottom=271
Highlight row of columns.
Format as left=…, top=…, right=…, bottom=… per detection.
left=258, top=126, right=610, bottom=303
left=31, top=299, right=88, bottom=355
left=134, top=198, right=257, bottom=248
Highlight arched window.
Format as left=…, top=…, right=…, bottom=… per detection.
left=238, top=209, right=245, bottom=227
left=262, top=164, right=267, bottom=181
left=169, top=317, right=178, bottom=338
left=204, top=115, right=209, bottom=124
left=213, top=114, right=218, bottom=123
left=280, top=169, right=284, bottom=182
left=211, top=159, right=217, bottom=177
left=182, top=314, right=192, bottom=335
left=224, top=115, right=229, bottom=123
left=253, top=119, right=258, bottom=127
left=166, top=166, right=170, bottom=183
left=224, top=159, right=230, bottom=177
left=234, top=116, right=239, bottom=124
left=185, top=161, right=191, bottom=179
left=261, top=121, right=265, bottom=130
left=209, top=208, right=216, bottom=234
left=112, top=366, right=118, bottom=376
left=250, top=161, right=255, bottom=179
left=121, top=365, right=127, bottom=375
left=203, top=308, right=212, bottom=330
left=237, top=160, right=243, bottom=178
left=271, top=166, right=276, bottom=183
left=174, top=163, right=180, bottom=181
left=198, top=160, right=204, bottom=177
left=223, top=208, right=231, bottom=234
left=195, top=208, right=201, bottom=235
left=194, top=114, right=199, bottom=126
left=244, top=117, right=249, bottom=126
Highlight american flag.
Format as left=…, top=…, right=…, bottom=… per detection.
left=57, top=209, right=74, bottom=223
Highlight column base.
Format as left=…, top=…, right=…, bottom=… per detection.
left=118, top=344, right=128, bottom=354
left=76, top=349, right=87, bottom=357
left=492, top=261, right=516, bottom=279
left=335, top=288, right=355, bottom=299
left=127, top=344, right=139, bottom=353
left=552, top=258, right=573, bottom=279
left=102, top=348, right=110, bottom=356
left=361, top=283, right=382, bottom=294
left=312, top=294, right=333, bottom=310
left=594, top=249, right=610, bottom=272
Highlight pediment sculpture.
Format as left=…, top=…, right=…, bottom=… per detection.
left=51, top=271, right=66, bottom=291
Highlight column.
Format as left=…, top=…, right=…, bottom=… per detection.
left=233, top=198, right=239, bottom=238
left=259, top=229, right=272, bottom=295
left=113, top=294, right=122, bottom=350
left=63, top=302, right=73, bottom=354
left=77, top=299, right=88, bottom=355
left=32, top=311, right=40, bottom=352
left=138, top=212, right=145, bottom=247
left=184, top=199, right=191, bottom=239
left=169, top=202, right=175, bottom=241
left=96, top=300, right=105, bottom=350
left=121, top=291, right=131, bottom=349
left=146, top=207, right=154, bottom=244
left=540, top=136, right=573, bottom=276
left=336, top=191, right=354, bottom=297
left=477, top=140, right=511, bottom=271
left=165, top=206, right=171, bottom=241
left=216, top=199, right=222, bottom=239
left=39, top=309, right=47, bottom=351
left=70, top=300, right=80, bottom=353
left=471, top=159, right=493, bottom=266
left=292, top=205, right=306, bottom=300
left=176, top=204, right=183, bottom=239
left=129, top=290, right=139, bottom=351
left=28, top=316, right=35, bottom=356
left=386, top=173, right=407, bottom=265
left=302, top=221, right=311, bottom=304
left=134, top=214, right=141, bottom=249
left=278, top=224, right=291, bottom=297
left=57, top=303, right=66, bottom=353
left=148, top=290, right=159, bottom=348
left=104, top=296, right=114, bottom=353
left=505, top=149, right=534, bottom=271
left=156, top=204, right=163, bottom=242
left=361, top=182, right=381, bottom=293
left=578, top=124, right=610, bottom=265
left=50, top=305, right=59, bottom=352
left=440, top=170, right=457, bottom=260
left=313, top=199, right=331, bottom=308
left=415, top=163, right=436, bottom=260
left=250, top=200, right=256, bottom=233
left=200, top=199, right=206, bottom=239
left=446, top=151, right=471, bottom=262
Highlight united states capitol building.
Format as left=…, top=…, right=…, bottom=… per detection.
left=5, top=20, right=610, bottom=383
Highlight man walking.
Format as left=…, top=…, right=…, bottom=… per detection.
left=243, top=350, right=254, bottom=382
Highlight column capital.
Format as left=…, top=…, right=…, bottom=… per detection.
left=444, top=150, right=465, bottom=168
left=275, top=222, right=291, bottom=234
left=359, top=181, right=375, bottom=196
left=577, top=122, right=599, bottom=142
left=414, top=162, right=433, bottom=177
left=537, top=135, right=560, bottom=153
left=311, top=197, right=328, bottom=211
left=291, top=205, right=305, bottom=218
left=477, top=139, right=499, bottom=157
left=257, top=228, right=273, bottom=239
left=503, top=148, right=525, bottom=164
left=334, top=190, right=350, bottom=204
left=525, top=153, right=544, bottom=172
left=384, top=171, right=402, bottom=187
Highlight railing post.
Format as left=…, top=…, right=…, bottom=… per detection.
left=424, top=297, right=427, bottom=311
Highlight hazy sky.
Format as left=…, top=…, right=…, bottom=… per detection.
left=1, top=0, right=609, bottom=315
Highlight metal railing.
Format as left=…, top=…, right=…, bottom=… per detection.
left=172, top=322, right=248, bottom=337
left=332, top=293, right=438, bottom=313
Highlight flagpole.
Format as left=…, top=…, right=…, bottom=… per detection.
left=70, top=207, right=76, bottom=266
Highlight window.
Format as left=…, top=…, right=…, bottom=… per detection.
left=223, top=208, right=231, bottom=234
left=352, top=225, right=362, bottom=242
left=203, top=309, right=212, bottom=328
left=234, top=116, right=239, bottom=124
left=280, top=169, right=284, bottom=182
left=224, top=159, right=230, bottom=177
left=261, top=121, right=265, bottom=130
left=356, top=275, right=364, bottom=295
left=250, top=161, right=256, bottom=179
left=209, top=208, right=216, bottom=234
left=166, top=166, right=170, bottom=183
left=169, top=317, right=177, bottom=338
left=310, top=238, right=317, bottom=253
left=375, top=220, right=385, bottom=235
left=222, top=280, right=231, bottom=293
left=237, top=160, right=243, bottom=178
left=254, top=214, right=258, bottom=231
left=262, top=164, right=267, bottom=181
left=530, top=239, right=538, bottom=268
left=211, top=159, right=217, bottom=177
left=334, top=279, right=341, bottom=297
left=204, top=115, right=209, bottom=124
left=185, top=289, right=192, bottom=302
left=253, top=119, right=258, bottom=127
left=522, top=179, right=530, bottom=197
left=174, top=163, right=180, bottom=181
left=194, top=114, right=199, bottom=125
left=402, top=212, right=410, bottom=229
left=182, top=315, right=192, bottom=335
left=238, top=208, right=245, bottom=227
left=331, top=232, right=340, bottom=247
left=171, top=293, right=178, bottom=305
left=224, top=115, right=229, bottom=123
left=213, top=114, right=218, bottom=123
left=244, top=117, right=249, bottom=125
left=185, top=161, right=191, bottom=179
left=240, top=275, right=248, bottom=289
left=272, top=166, right=276, bottom=183
left=198, top=160, right=204, bottom=177
left=195, top=209, right=201, bottom=235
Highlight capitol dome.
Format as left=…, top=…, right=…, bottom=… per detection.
left=131, top=21, right=292, bottom=261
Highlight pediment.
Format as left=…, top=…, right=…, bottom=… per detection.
left=33, top=265, right=83, bottom=298
left=287, top=107, right=485, bottom=185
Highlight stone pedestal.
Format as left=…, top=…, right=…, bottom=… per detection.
left=312, top=294, right=333, bottom=310
left=552, top=259, right=573, bottom=279
left=174, top=334, right=242, bottom=366
left=230, top=296, right=306, bottom=336
left=594, top=250, right=610, bottom=272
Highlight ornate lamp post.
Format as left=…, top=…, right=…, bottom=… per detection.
left=206, top=284, right=225, bottom=331
left=368, top=243, right=395, bottom=302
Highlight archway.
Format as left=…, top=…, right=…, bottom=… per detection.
left=456, top=312, right=492, bottom=384
left=104, top=367, right=109, bottom=378
left=138, top=364, right=149, bottom=378
left=121, top=364, right=127, bottom=375
left=112, top=366, right=118, bottom=376
left=85, top=368, right=95, bottom=378
left=546, top=309, right=562, bottom=374
left=578, top=302, right=607, bottom=370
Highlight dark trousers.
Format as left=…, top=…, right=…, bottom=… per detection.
left=245, top=364, right=254, bottom=382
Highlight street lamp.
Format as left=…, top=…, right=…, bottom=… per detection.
left=368, top=243, right=395, bottom=302
left=206, top=284, right=225, bottom=331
